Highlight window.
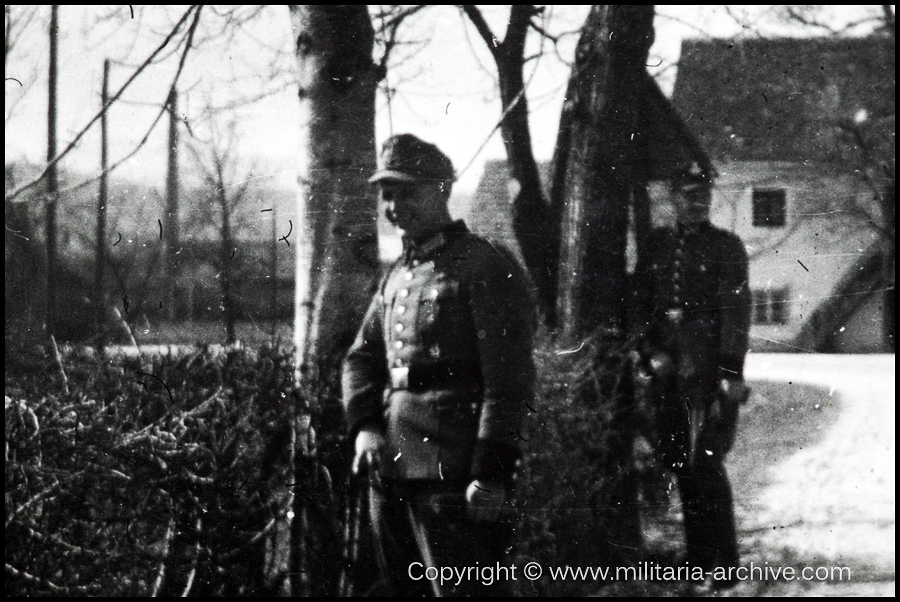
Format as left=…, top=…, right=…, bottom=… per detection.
left=752, top=288, right=789, bottom=325
left=752, top=189, right=787, bottom=227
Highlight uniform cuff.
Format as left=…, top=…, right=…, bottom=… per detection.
left=471, top=439, right=521, bottom=482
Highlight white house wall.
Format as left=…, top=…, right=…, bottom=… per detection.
left=650, top=161, right=882, bottom=352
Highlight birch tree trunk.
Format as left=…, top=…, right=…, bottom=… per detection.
left=290, top=5, right=379, bottom=371
left=288, top=6, right=379, bottom=595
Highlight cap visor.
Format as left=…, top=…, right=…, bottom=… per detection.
left=368, top=169, right=419, bottom=184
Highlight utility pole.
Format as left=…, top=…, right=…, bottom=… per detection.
left=45, top=5, right=59, bottom=339
left=270, top=205, right=278, bottom=338
left=95, top=58, right=110, bottom=347
left=164, top=89, right=180, bottom=320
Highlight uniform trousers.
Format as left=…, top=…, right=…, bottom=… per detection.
left=367, top=479, right=516, bottom=597
left=658, top=375, right=739, bottom=573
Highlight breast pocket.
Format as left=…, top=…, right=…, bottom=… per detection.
left=418, top=276, right=463, bottom=331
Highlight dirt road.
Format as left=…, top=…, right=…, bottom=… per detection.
left=716, top=353, right=895, bottom=596
left=636, top=354, right=895, bottom=596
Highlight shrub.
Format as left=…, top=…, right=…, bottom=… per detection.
left=515, top=328, right=644, bottom=596
left=5, top=343, right=328, bottom=596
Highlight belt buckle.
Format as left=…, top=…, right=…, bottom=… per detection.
left=390, top=366, right=409, bottom=389
left=666, top=308, right=683, bottom=324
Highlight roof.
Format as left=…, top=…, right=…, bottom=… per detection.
left=466, top=159, right=554, bottom=256
left=672, top=36, right=895, bottom=164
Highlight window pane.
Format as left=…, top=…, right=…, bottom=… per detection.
left=752, top=189, right=786, bottom=227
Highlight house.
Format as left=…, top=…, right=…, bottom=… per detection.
left=468, top=35, right=894, bottom=353
left=672, top=36, right=894, bottom=353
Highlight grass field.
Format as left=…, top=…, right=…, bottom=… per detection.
left=124, top=319, right=294, bottom=348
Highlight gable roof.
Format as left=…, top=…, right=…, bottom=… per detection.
left=672, top=36, right=895, bottom=164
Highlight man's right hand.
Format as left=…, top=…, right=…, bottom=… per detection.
left=352, top=425, right=386, bottom=475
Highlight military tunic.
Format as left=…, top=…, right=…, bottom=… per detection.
left=342, top=220, right=535, bottom=595
left=634, top=221, right=751, bottom=573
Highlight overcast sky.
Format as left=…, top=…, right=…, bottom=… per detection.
left=4, top=5, right=887, bottom=195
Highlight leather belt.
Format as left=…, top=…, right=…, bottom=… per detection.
left=389, top=361, right=482, bottom=391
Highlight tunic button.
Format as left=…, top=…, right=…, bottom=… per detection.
left=405, top=271, right=414, bottom=281
left=412, top=259, right=420, bottom=267
left=393, top=358, right=404, bottom=367
left=396, top=305, right=406, bottom=315
left=675, top=248, right=684, bottom=257
left=399, top=289, right=409, bottom=298
left=394, top=340, right=404, bottom=350
left=430, top=288, right=439, bottom=299
left=395, top=323, right=404, bottom=333
left=429, top=344, right=441, bottom=358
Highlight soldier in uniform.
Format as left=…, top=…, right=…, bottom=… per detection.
left=633, top=163, right=751, bottom=585
left=342, top=134, right=536, bottom=596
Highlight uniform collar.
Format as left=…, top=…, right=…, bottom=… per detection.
left=677, top=220, right=711, bottom=237
left=401, top=220, right=468, bottom=263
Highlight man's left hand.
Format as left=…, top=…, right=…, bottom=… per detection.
left=466, top=480, right=508, bottom=522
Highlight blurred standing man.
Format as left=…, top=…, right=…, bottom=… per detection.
left=634, top=163, right=751, bottom=588
left=342, top=134, right=536, bottom=596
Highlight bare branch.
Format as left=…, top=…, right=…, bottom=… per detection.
left=5, top=563, right=100, bottom=595
left=503, top=5, right=538, bottom=60
left=5, top=6, right=202, bottom=204
left=44, top=8, right=206, bottom=203
left=528, top=19, right=558, bottom=43
left=375, top=5, right=427, bottom=32
left=374, top=5, right=427, bottom=79
left=461, top=5, right=500, bottom=58
left=722, top=5, right=767, bottom=38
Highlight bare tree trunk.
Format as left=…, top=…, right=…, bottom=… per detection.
left=164, top=89, right=180, bottom=320
left=550, top=4, right=656, bottom=566
left=94, top=58, right=109, bottom=348
left=461, top=5, right=559, bottom=319
left=494, top=7, right=558, bottom=319
left=45, top=5, right=59, bottom=339
left=288, top=5, right=379, bottom=596
left=217, top=175, right=236, bottom=345
left=290, top=5, right=379, bottom=369
left=554, top=5, right=655, bottom=340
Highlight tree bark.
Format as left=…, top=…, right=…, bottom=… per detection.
left=289, top=6, right=379, bottom=596
left=290, top=5, right=380, bottom=370
left=462, top=5, right=559, bottom=320
left=216, top=165, right=236, bottom=345
left=549, top=4, right=657, bottom=566
left=553, top=5, right=655, bottom=340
